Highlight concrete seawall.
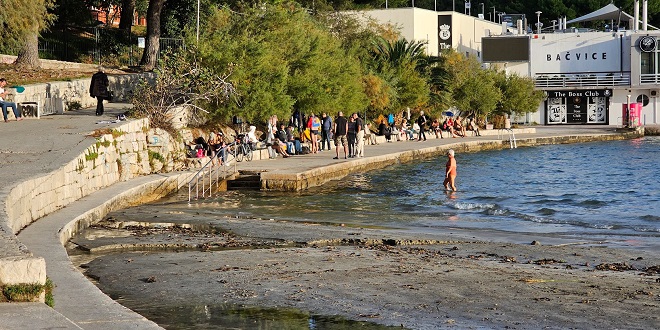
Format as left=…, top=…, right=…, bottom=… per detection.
left=257, top=129, right=644, bottom=191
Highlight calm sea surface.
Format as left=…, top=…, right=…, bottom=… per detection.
left=140, top=136, right=660, bottom=249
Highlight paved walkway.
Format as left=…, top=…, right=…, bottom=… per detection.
left=0, top=105, right=635, bottom=329
left=0, top=103, right=162, bottom=329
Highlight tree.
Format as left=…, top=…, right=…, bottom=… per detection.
left=197, top=4, right=367, bottom=124
left=494, top=71, right=545, bottom=116
left=0, top=0, right=55, bottom=69
left=140, top=0, right=165, bottom=71
left=50, top=0, right=93, bottom=28
left=452, top=68, right=501, bottom=120
left=130, top=49, right=236, bottom=133
left=432, top=50, right=500, bottom=120
left=368, top=38, right=430, bottom=116
left=119, top=0, right=136, bottom=33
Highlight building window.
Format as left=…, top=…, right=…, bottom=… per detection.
left=641, top=52, right=655, bottom=74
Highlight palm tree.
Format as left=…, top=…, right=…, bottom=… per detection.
left=370, top=37, right=428, bottom=72
left=368, top=37, right=432, bottom=116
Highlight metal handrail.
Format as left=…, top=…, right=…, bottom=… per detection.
left=534, top=72, right=631, bottom=88
left=497, top=128, right=517, bottom=149
left=188, top=142, right=237, bottom=202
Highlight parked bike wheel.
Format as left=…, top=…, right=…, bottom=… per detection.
left=245, top=145, right=253, bottom=161
left=236, top=145, right=244, bottom=162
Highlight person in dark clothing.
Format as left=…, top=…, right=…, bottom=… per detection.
left=347, top=115, right=357, bottom=157
left=89, top=68, right=109, bottom=116
left=320, top=112, right=333, bottom=151
left=378, top=120, right=392, bottom=142
left=277, top=124, right=295, bottom=155
left=292, top=109, right=303, bottom=132
left=417, top=111, right=428, bottom=141
left=333, top=111, right=348, bottom=159
left=286, top=125, right=302, bottom=154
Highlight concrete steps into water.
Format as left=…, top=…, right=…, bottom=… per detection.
left=227, top=172, right=262, bottom=190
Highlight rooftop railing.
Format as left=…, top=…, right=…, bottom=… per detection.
left=534, top=72, right=631, bottom=88
left=640, top=74, right=660, bottom=85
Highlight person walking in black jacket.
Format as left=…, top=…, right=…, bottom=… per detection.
left=89, top=68, right=109, bottom=116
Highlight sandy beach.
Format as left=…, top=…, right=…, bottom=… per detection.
left=74, top=211, right=660, bottom=329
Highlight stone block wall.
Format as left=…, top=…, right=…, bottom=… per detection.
left=0, top=118, right=191, bottom=296
left=8, top=73, right=155, bottom=117
left=5, top=119, right=154, bottom=234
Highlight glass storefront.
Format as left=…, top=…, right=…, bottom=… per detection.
left=545, top=89, right=610, bottom=124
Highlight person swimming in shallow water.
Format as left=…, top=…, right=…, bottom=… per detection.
left=443, top=149, right=457, bottom=191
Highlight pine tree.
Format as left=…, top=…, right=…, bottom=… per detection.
left=0, top=0, right=54, bottom=69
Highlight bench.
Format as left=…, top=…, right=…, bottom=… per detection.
left=5, top=92, right=41, bottom=119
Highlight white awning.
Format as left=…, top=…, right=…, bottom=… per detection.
left=566, top=4, right=632, bottom=24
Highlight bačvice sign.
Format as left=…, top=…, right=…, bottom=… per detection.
left=530, top=33, right=623, bottom=74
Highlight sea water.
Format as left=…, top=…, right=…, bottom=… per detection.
left=175, top=136, right=660, bottom=249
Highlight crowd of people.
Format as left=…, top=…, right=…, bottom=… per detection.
left=372, top=112, right=482, bottom=142
left=186, top=110, right=482, bottom=167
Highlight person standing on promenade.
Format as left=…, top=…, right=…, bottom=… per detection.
left=417, top=111, right=428, bottom=141
left=0, top=78, right=22, bottom=122
left=307, top=113, right=321, bottom=153
left=443, top=149, right=457, bottom=191
left=320, top=112, right=333, bottom=151
left=347, top=115, right=357, bottom=157
left=333, top=111, right=348, bottom=159
left=354, top=113, right=365, bottom=157
left=89, top=68, right=109, bottom=116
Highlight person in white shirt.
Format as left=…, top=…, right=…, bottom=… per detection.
left=0, top=78, right=22, bottom=122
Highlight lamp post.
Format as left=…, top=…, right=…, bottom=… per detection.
left=196, top=0, right=200, bottom=43
left=535, top=11, right=542, bottom=34
left=480, top=3, right=484, bottom=18
left=491, top=6, right=496, bottom=22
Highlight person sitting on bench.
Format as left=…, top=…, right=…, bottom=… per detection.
left=0, top=78, right=23, bottom=122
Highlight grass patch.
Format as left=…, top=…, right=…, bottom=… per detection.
left=95, top=138, right=112, bottom=148
left=0, top=278, right=55, bottom=307
left=148, top=150, right=165, bottom=163
left=0, top=64, right=93, bottom=86
left=85, top=147, right=99, bottom=161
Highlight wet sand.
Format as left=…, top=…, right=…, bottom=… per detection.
left=73, top=213, right=660, bottom=329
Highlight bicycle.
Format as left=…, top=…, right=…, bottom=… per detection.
left=233, top=134, right=253, bottom=162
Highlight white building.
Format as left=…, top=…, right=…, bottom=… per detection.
left=354, top=4, right=660, bottom=126
left=482, top=3, right=660, bottom=126
left=350, top=8, right=502, bottom=58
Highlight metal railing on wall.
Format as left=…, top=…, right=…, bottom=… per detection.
left=535, top=72, right=631, bottom=88
left=640, top=74, right=660, bottom=85
left=38, top=27, right=184, bottom=67
left=188, top=143, right=237, bottom=202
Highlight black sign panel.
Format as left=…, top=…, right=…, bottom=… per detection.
left=438, top=15, right=452, bottom=53
left=547, top=89, right=612, bottom=99
left=482, top=37, right=530, bottom=62
left=567, top=96, right=587, bottom=123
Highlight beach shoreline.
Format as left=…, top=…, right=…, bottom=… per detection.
left=76, top=211, right=660, bottom=329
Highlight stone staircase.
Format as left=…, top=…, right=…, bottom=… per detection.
left=227, top=171, right=262, bottom=190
